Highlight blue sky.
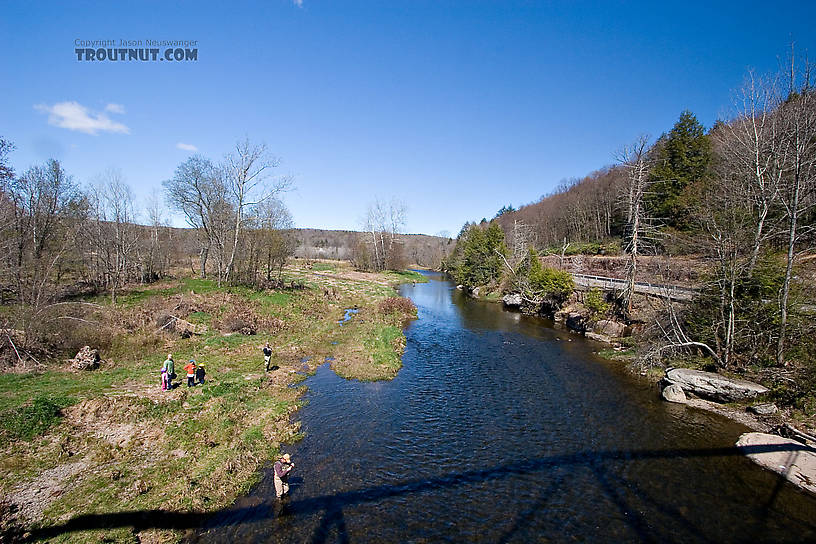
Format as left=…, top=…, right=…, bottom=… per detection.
left=2, top=1, right=815, bottom=235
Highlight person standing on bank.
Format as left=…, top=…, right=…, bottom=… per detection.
left=184, top=359, right=197, bottom=387
left=262, top=342, right=273, bottom=372
left=195, top=362, right=206, bottom=385
left=162, top=353, right=175, bottom=390
left=273, top=453, right=294, bottom=498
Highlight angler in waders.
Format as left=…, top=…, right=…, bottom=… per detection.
left=273, top=453, right=294, bottom=498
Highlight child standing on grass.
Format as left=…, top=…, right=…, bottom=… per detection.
left=195, top=362, right=206, bottom=385
left=160, top=368, right=169, bottom=391
left=184, top=359, right=197, bottom=387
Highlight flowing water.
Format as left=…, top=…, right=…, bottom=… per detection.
left=195, top=272, right=816, bottom=543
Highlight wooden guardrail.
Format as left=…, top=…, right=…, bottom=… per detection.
left=571, top=273, right=698, bottom=301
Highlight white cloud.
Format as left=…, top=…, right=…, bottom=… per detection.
left=176, top=142, right=198, bottom=152
left=105, top=103, right=126, bottom=114
left=34, top=101, right=130, bottom=135
left=293, top=0, right=303, bottom=6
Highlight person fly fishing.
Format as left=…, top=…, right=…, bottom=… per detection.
left=273, top=453, right=294, bottom=498
left=262, top=342, right=273, bottom=372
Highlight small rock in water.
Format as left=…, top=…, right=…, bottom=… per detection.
left=662, top=384, right=687, bottom=404
left=747, top=403, right=778, bottom=416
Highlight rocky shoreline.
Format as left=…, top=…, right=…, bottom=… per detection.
left=492, top=287, right=816, bottom=497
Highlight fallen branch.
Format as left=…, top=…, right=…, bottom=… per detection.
left=647, top=341, right=723, bottom=367
left=494, top=249, right=515, bottom=276
left=157, top=315, right=179, bottom=331
left=51, top=316, right=101, bottom=325
left=6, top=333, right=23, bottom=364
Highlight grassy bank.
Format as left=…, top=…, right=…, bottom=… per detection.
left=0, top=260, right=420, bottom=543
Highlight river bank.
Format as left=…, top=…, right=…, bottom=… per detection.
left=193, top=271, right=816, bottom=542
left=457, top=280, right=816, bottom=484
left=0, top=260, right=423, bottom=543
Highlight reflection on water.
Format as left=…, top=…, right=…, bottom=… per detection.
left=195, top=272, right=816, bottom=543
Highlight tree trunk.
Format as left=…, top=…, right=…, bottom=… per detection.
left=777, top=196, right=799, bottom=366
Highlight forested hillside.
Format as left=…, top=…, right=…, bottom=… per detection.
left=444, top=53, right=816, bottom=408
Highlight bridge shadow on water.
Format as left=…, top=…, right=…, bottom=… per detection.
left=19, top=443, right=816, bottom=543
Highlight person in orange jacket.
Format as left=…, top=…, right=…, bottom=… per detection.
left=184, top=360, right=197, bottom=387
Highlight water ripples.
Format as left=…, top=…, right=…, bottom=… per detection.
left=196, top=273, right=816, bottom=543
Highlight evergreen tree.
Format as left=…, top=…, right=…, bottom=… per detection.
left=648, top=110, right=712, bottom=229
left=444, top=222, right=508, bottom=287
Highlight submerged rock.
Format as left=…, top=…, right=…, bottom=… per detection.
left=663, top=368, right=769, bottom=403
left=736, top=432, right=816, bottom=496
left=662, top=384, right=687, bottom=404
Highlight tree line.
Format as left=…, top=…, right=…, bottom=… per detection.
left=0, top=137, right=297, bottom=367
left=163, top=138, right=295, bottom=286
left=446, top=51, right=816, bottom=378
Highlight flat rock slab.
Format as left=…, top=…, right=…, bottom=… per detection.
left=664, top=368, right=769, bottom=403
left=736, top=433, right=816, bottom=496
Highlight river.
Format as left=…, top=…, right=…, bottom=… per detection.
left=194, top=271, right=816, bottom=543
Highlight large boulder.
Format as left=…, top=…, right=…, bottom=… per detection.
left=661, top=384, right=687, bottom=404
left=736, top=433, right=816, bottom=496
left=502, top=293, right=523, bottom=308
left=591, top=319, right=626, bottom=338
left=69, top=346, right=101, bottom=371
left=565, top=312, right=586, bottom=333
left=663, top=368, right=769, bottom=403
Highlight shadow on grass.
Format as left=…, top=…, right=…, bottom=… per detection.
left=16, top=442, right=815, bottom=543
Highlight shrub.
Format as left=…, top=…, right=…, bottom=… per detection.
left=378, top=297, right=417, bottom=316
left=527, top=250, right=574, bottom=304
left=584, top=288, right=610, bottom=319
left=220, top=314, right=257, bottom=335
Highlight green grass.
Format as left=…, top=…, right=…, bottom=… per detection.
left=188, top=311, right=212, bottom=324
left=0, top=367, right=132, bottom=413
left=387, top=269, right=429, bottom=283
left=0, top=395, right=74, bottom=442
left=312, top=262, right=336, bottom=272
left=364, top=325, right=403, bottom=368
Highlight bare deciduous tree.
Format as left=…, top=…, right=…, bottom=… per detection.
left=617, top=135, right=656, bottom=317
left=222, top=138, right=292, bottom=282
left=359, top=197, right=407, bottom=271
left=776, top=56, right=816, bottom=365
